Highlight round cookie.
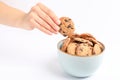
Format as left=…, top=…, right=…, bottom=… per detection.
left=85, top=37, right=98, bottom=45
left=61, top=38, right=71, bottom=52
left=67, top=42, right=77, bottom=55
left=76, top=43, right=93, bottom=56
left=73, top=37, right=93, bottom=46
left=97, top=41, right=104, bottom=51
left=71, top=33, right=81, bottom=38
left=79, top=33, right=96, bottom=40
left=59, top=17, right=75, bottom=37
left=93, top=44, right=102, bottom=55
left=85, top=37, right=104, bottom=50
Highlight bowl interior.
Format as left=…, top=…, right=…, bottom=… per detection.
left=57, top=39, right=105, bottom=57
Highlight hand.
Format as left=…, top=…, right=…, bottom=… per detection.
left=22, top=3, right=60, bottom=35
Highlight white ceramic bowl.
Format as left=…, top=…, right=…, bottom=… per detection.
left=57, top=40, right=105, bottom=77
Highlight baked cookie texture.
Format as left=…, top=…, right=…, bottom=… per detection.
left=59, top=17, right=75, bottom=37
left=60, top=33, right=104, bottom=56
left=59, top=17, right=104, bottom=56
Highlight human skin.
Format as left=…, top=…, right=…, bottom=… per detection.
left=0, top=2, right=60, bottom=35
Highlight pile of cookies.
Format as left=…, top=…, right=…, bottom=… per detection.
left=59, top=17, right=104, bottom=56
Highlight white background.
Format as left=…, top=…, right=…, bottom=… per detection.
left=0, top=0, right=120, bottom=80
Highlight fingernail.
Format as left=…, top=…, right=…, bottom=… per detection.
left=56, top=26, right=60, bottom=31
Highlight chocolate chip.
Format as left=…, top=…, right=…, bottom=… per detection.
left=64, top=19, right=71, bottom=22
left=59, top=23, right=62, bottom=26
left=64, top=19, right=69, bottom=22
left=59, top=28, right=62, bottom=32
left=62, top=31, right=66, bottom=33
left=63, top=34, right=67, bottom=36
left=67, top=24, right=72, bottom=28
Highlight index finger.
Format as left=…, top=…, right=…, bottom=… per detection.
left=37, top=3, right=60, bottom=25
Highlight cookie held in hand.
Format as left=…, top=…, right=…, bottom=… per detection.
left=59, top=17, right=75, bottom=37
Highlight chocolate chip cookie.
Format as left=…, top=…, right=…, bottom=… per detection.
left=67, top=42, right=77, bottom=55
left=60, top=33, right=104, bottom=56
left=76, top=43, right=93, bottom=56
left=59, top=17, right=104, bottom=56
left=61, top=38, right=71, bottom=52
left=59, top=17, right=75, bottom=37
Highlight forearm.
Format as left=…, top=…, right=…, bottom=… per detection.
left=0, top=2, right=60, bottom=35
left=0, top=2, right=26, bottom=28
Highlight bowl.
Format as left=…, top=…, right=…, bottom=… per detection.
left=57, top=39, right=105, bottom=77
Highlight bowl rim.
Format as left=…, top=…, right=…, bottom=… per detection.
left=57, top=39, right=105, bottom=58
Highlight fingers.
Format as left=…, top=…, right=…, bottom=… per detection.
left=33, top=12, right=57, bottom=34
left=37, top=3, right=60, bottom=25
left=30, top=18, right=53, bottom=35
left=28, top=3, right=60, bottom=35
left=32, top=5, right=59, bottom=31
